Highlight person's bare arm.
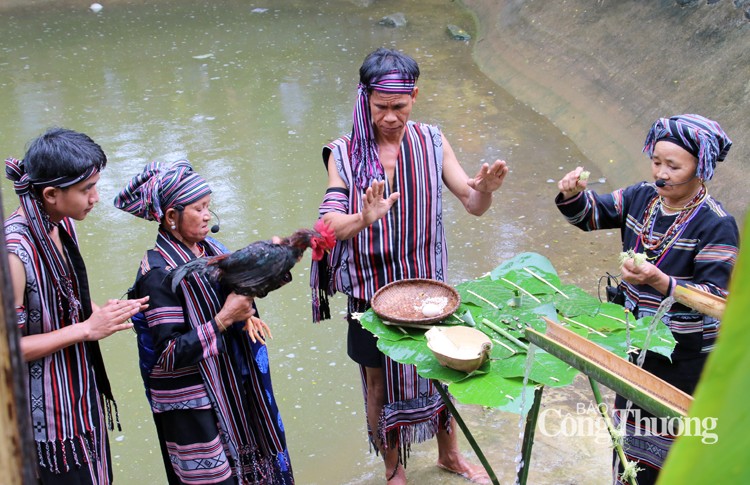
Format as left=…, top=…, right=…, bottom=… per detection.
left=10, top=254, right=148, bottom=361
left=441, top=134, right=508, bottom=216
left=320, top=153, right=400, bottom=241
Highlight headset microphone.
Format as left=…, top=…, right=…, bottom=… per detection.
left=209, top=209, right=221, bottom=233
left=654, top=176, right=696, bottom=188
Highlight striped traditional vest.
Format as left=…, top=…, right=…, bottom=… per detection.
left=326, top=121, right=447, bottom=300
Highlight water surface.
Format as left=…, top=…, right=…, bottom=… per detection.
left=0, top=1, right=614, bottom=483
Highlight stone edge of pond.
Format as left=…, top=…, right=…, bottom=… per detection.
left=461, top=0, right=749, bottom=219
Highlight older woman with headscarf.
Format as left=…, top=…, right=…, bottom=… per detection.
left=114, top=160, right=294, bottom=485
left=555, top=114, right=739, bottom=485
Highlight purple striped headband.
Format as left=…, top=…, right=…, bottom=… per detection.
left=5, top=157, right=99, bottom=196
left=350, top=70, right=416, bottom=189
left=643, top=114, right=732, bottom=181
left=114, top=159, right=211, bottom=222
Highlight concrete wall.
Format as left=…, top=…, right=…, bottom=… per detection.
left=463, top=0, right=749, bottom=219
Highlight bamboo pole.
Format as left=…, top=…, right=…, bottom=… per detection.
left=589, top=378, right=639, bottom=485
left=0, top=195, right=36, bottom=483
left=516, top=385, right=544, bottom=485
left=433, top=382, right=500, bottom=485
left=673, top=285, right=726, bottom=320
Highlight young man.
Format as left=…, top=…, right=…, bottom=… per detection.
left=5, top=128, right=148, bottom=484
left=312, top=48, right=508, bottom=484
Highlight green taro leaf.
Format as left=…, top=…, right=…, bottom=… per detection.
left=627, top=316, right=676, bottom=359
left=358, top=252, right=676, bottom=413
left=596, top=301, right=632, bottom=323
left=448, top=374, right=538, bottom=414
left=558, top=313, right=623, bottom=337
left=489, top=252, right=558, bottom=280
left=525, top=303, right=560, bottom=333
left=377, top=337, right=492, bottom=382
left=586, top=316, right=676, bottom=359
left=487, top=338, right=518, bottom=360
left=358, top=310, right=431, bottom=342
left=494, top=269, right=560, bottom=298
left=446, top=309, right=477, bottom=327
left=580, top=329, right=630, bottom=358
left=553, top=285, right=603, bottom=318
left=493, top=302, right=559, bottom=334
left=489, top=252, right=562, bottom=297
left=456, top=278, right=515, bottom=311
left=375, top=335, right=435, bottom=367
left=569, top=309, right=628, bottom=333
left=492, top=352, right=578, bottom=388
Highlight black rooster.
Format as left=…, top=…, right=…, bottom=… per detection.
left=169, top=219, right=336, bottom=298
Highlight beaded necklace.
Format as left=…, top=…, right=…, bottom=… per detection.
left=638, top=184, right=707, bottom=264
left=190, top=242, right=206, bottom=258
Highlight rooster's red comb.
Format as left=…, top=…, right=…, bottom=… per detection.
left=313, top=219, right=336, bottom=251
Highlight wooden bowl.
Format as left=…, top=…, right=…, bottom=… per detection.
left=426, top=326, right=492, bottom=373
left=370, top=279, right=461, bottom=325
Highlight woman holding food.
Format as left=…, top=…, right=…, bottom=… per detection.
left=555, top=114, right=739, bottom=485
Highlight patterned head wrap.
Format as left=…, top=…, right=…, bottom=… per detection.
left=6, top=157, right=100, bottom=196
left=643, top=114, right=732, bottom=181
left=350, top=69, right=416, bottom=189
left=113, top=159, right=211, bottom=222
left=5, top=156, right=102, bottom=322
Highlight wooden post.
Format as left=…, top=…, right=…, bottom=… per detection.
left=0, top=194, right=36, bottom=483
left=516, top=385, right=545, bottom=485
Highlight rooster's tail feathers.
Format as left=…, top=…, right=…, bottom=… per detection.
left=169, top=258, right=211, bottom=292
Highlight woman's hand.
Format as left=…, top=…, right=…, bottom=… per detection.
left=215, top=292, right=255, bottom=331
left=621, top=259, right=671, bottom=295
left=21, top=296, right=148, bottom=361
left=245, top=316, right=272, bottom=345
left=84, top=296, right=149, bottom=341
left=558, top=166, right=587, bottom=201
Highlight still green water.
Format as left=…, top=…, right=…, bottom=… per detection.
left=0, top=1, right=617, bottom=483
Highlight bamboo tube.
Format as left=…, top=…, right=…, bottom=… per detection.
left=673, top=285, right=726, bottom=320
left=516, top=385, right=545, bottom=485
left=525, top=318, right=692, bottom=418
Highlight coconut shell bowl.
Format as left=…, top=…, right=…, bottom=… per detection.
left=425, top=326, right=493, bottom=373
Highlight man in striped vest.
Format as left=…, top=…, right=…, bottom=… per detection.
left=312, top=48, right=508, bottom=484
